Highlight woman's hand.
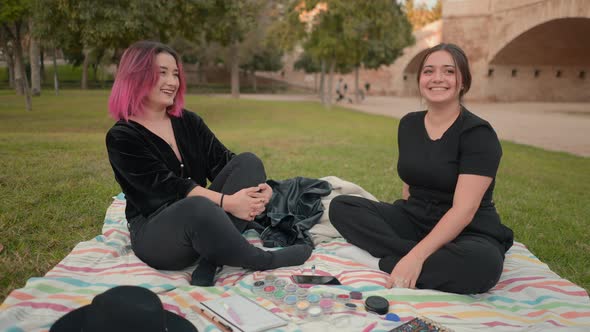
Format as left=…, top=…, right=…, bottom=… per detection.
left=224, top=187, right=267, bottom=221
left=385, top=253, right=425, bottom=289
left=251, top=183, right=272, bottom=204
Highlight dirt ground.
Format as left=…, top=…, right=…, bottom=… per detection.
left=240, top=94, right=590, bottom=157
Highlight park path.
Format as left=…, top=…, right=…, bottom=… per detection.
left=239, top=94, right=590, bottom=157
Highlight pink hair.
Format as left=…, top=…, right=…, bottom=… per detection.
left=108, top=41, right=186, bottom=121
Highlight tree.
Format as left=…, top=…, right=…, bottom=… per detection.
left=1, top=0, right=33, bottom=111
left=340, top=1, right=414, bottom=103
left=0, top=27, right=15, bottom=88
left=201, top=0, right=268, bottom=98
left=241, top=44, right=283, bottom=92
left=404, top=0, right=442, bottom=30
left=28, top=18, right=40, bottom=95
left=274, top=1, right=413, bottom=106
left=301, top=1, right=349, bottom=108
left=294, top=52, right=321, bottom=92
left=57, top=0, right=182, bottom=88
left=268, top=1, right=322, bottom=97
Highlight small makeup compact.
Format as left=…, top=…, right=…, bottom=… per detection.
left=364, top=295, right=390, bottom=315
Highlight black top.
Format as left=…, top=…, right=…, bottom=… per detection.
left=398, top=108, right=501, bottom=206
left=105, top=110, right=235, bottom=220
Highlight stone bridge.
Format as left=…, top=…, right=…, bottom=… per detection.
left=269, top=0, right=590, bottom=102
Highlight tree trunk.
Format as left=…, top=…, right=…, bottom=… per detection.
left=230, top=42, right=240, bottom=98
left=319, top=59, right=326, bottom=104
left=1, top=30, right=16, bottom=89
left=40, top=47, right=45, bottom=82
left=12, top=22, right=32, bottom=110
left=251, top=70, right=257, bottom=93
left=5, top=51, right=15, bottom=89
left=29, top=20, right=41, bottom=96
left=93, top=64, right=98, bottom=83
left=53, top=47, right=59, bottom=95
left=314, top=72, right=318, bottom=93
left=14, top=49, right=24, bottom=95
left=326, top=59, right=335, bottom=109
left=354, top=66, right=360, bottom=104
left=81, top=49, right=90, bottom=89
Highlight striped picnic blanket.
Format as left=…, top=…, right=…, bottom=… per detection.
left=1, top=194, right=589, bottom=331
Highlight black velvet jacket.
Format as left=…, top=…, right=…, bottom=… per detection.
left=105, top=110, right=235, bottom=220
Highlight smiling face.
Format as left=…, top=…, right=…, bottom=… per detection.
left=145, top=52, right=179, bottom=112
left=418, top=50, right=462, bottom=106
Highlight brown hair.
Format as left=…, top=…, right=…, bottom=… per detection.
left=417, top=43, right=471, bottom=100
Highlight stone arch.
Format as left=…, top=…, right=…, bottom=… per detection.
left=487, top=0, right=590, bottom=63
left=400, top=49, right=429, bottom=96
left=403, top=49, right=429, bottom=74
left=489, top=17, right=590, bottom=66
left=486, top=15, right=590, bottom=101
left=389, top=20, right=442, bottom=96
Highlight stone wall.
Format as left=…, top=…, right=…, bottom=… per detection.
left=257, top=0, right=590, bottom=102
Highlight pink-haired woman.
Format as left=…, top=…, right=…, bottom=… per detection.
left=106, top=41, right=311, bottom=286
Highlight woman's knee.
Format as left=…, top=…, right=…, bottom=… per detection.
left=169, top=196, right=222, bottom=229
left=233, top=152, right=264, bottom=171
left=467, top=246, right=504, bottom=293
left=175, top=196, right=216, bottom=214
left=329, top=195, right=361, bottom=227
left=429, top=243, right=504, bottom=294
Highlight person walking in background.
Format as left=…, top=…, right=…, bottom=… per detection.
left=363, top=82, right=371, bottom=100
left=105, top=41, right=312, bottom=287
left=329, top=43, right=513, bottom=294
left=335, top=77, right=344, bottom=102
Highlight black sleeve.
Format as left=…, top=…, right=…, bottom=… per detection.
left=106, top=128, right=198, bottom=217
left=192, top=114, right=236, bottom=182
left=458, top=125, right=502, bottom=178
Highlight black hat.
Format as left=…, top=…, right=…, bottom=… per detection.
left=50, top=285, right=197, bottom=332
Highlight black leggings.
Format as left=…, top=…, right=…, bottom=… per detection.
left=129, top=153, right=277, bottom=271
left=329, top=195, right=505, bottom=294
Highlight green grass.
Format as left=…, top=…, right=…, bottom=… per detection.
left=0, top=90, right=588, bottom=302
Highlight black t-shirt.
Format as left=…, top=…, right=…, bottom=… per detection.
left=397, top=108, right=502, bottom=206
left=105, top=110, right=235, bottom=220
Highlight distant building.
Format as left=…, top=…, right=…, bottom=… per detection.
left=267, top=0, right=590, bottom=102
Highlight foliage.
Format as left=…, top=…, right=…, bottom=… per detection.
left=293, top=52, right=321, bottom=73
left=240, top=47, right=283, bottom=73
left=341, top=1, right=414, bottom=70
left=404, top=0, right=442, bottom=30
left=200, top=0, right=267, bottom=47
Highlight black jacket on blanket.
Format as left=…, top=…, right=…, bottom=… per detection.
left=256, top=177, right=332, bottom=248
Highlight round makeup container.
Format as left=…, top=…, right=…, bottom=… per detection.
left=264, top=274, right=277, bottom=283
left=283, top=294, right=298, bottom=307
left=319, top=299, right=334, bottom=314
left=284, top=283, right=298, bottom=294
left=274, top=279, right=288, bottom=290
left=273, top=289, right=286, bottom=303
left=263, top=285, right=276, bottom=298
left=320, top=292, right=335, bottom=300
left=350, top=291, right=363, bottom=300
left=306, top=293, right=320, bottom=305
left=296, top=300, right=311, bottom=318
left=307, top=306, right=322, bottom=320
left=252, top=281, right=266, bottom=294
left=344, top=302, right=358, bottom=313
left=296, top=288, right=308, bottom=299
left=336, top=294, right=350, bottom=303
left=364, top=296, right=389, bottom=315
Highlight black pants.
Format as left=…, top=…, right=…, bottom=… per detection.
left=329, top=195, right=505, bottom=294
left=129, top=153, right=275, bottom=271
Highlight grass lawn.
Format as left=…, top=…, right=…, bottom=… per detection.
left=0, top=90, right=588, bottom=302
